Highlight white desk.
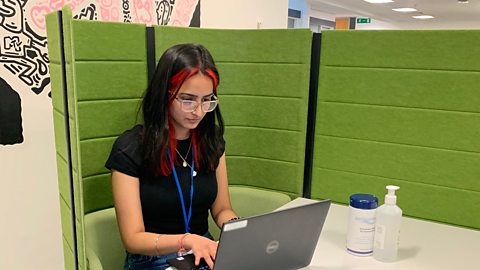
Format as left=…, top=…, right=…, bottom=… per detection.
left=168, top=198, right=479, bottom=270
left=282, top=198, right=480, bottom=270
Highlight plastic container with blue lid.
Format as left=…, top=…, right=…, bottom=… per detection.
left=346, top=193, right=378, bottom=256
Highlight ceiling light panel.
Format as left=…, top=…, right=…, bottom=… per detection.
left=412, top=15, right=435, bottom=19
left=364, top=0, right=394, bottom=3
left=392, top=8, right=418, bottom=12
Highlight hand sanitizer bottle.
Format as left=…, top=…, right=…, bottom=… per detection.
left=373, top=185, right=402, bottom=262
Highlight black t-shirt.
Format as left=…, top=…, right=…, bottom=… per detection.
left=105, top=125, right=225, bottom=235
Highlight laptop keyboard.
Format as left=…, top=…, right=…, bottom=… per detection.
left=192, top=257, right=211, bottom=270
left=167, top=253, right=212, bottom=270
left=192, top=264, right=211, bottom=270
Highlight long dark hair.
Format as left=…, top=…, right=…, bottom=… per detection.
left=142, top=43, right=224, bottom=176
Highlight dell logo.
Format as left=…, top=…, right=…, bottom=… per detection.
left=266, top=240, right=280, bottom=254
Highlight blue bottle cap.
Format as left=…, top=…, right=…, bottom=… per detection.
left=350, top=194, right=378, bottom=209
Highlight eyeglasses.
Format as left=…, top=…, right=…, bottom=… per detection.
left=175, top=95, right=219, bottom=113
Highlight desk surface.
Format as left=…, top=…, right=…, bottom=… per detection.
left=168, top=198, right=479, bottom=270
left=282, top=198, right=480, bottom=270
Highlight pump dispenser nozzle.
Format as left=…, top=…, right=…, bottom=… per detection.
left=385, top=185, right=400, bottom=205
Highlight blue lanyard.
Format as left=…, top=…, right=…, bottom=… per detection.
left=168, top=148, right=195, bottom=233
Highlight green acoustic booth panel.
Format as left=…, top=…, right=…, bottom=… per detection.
left=47, top=7, right=148, bottom=270
left=311, top=30, right=480, bottom=229
left=154, top=26, right=313, bottom=197
left=71, top=18, right=147, bottom=207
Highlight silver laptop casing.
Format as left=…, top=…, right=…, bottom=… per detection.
left=213, top=199, right=331, bottom=270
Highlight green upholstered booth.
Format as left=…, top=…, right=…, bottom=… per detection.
left=47, top=7, right=310, bottom=270
left=310, top=30, right=480, bottom=230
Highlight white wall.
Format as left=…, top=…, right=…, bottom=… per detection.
left=0, top=79, right=63, bottom=269
left=201, top=0, right=288, bottom=29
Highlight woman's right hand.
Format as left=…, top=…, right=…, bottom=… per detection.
left=183, top=234, right=218, bottom=269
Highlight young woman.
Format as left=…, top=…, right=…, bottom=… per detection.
left=106, top=44, right=238, bottom=270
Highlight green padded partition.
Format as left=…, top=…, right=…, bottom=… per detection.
left=47, top=7, right=148, bottom=270
left=154, top=26, right=313, bottom=197
left=311, top=30, right=480, bottom=229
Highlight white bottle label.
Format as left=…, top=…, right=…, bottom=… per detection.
left=346, top=207, right=376, bottom=256
left=374, top=224, right=386, bottom=250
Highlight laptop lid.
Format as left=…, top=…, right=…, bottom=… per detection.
left=213, top=199, right=331, bottom=270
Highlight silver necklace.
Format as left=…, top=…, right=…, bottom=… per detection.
left=175, top=142, right=197, bottom=176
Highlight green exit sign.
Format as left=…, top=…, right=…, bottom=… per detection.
left=357, top=18, right=371, bottom=23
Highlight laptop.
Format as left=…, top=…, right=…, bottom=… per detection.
left=168, top=199, right=331, bottom=270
